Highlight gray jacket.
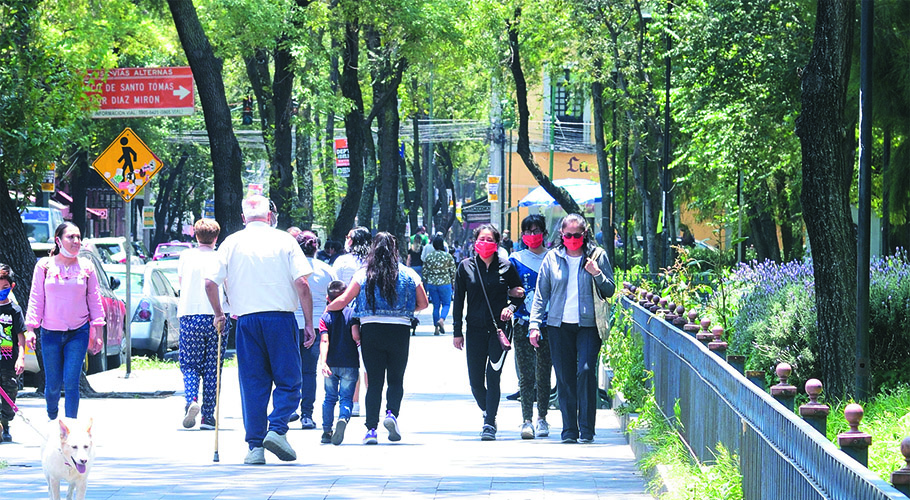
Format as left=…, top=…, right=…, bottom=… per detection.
left=529, top=246, right=615, bottom=330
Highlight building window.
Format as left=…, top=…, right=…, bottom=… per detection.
left=553, top=71, right=584, bottom=145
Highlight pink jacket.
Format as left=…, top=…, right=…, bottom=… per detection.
left=25, top=257, right=106, bottom=332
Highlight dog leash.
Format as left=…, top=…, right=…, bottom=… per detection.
left=0, top=383, right=47, bottom=440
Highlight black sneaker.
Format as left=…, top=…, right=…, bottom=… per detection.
left=332, top=419, right=347, bottom=445
left=480, top=424, right=496, bottom=441
left=1, top=423, right=11, bottom=442
left=505, top=391, right=520, bottom=401
left=289, top=413, right=300, bottom=423
left=320, top=431, right=333, bottom=444
left=199, top=417, right=216, bottom=430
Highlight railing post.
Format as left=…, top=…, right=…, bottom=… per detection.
left=658, top=297, right=670, bottom=315
left=696, top=318, right=713, bottom=345
left=684, top=310, right=699, bottom=336
left=665, top=301, right=678, bottom=322
left=726, top=355, right=746, bottom=374
left=746, top=370, right=766, bottom=391
left=708, top=325, right=727, bottom=357
left=798, top=379, right=829, bottom=435
left=770, top=363, right=797, bottom=412
left=838, top=403, right=872, bottom=467
left=639, top=290, right=650, bottom=308
left=649, top=294, right=661, bottom=314
left=672, top=305, right=687, bottom=328
left=891, top=437, right=910, bottom=496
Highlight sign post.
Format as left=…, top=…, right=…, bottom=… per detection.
left=334, top=138, right=350, bottom=178
left=93, top=128, right=164, bottom=378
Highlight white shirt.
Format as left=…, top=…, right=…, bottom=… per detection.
left=294, top=257, right=337, bottom=329
left=177, top=247, right=227, bottom=317
left=332, top=253, right=364, bottom=286
left=352, top=264, right=422, bottom=326
left=563, top=254, right=583, bottom=324
left=208, top=221, right=313, bottom=317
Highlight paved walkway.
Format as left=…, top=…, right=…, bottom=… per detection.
left=1, top=309, right=651, bottom=499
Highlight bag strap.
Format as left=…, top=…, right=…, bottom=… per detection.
left=474, top=257, right=500, bottom=328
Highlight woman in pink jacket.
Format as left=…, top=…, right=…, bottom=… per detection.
left=25, top=222, right=105, bottom=420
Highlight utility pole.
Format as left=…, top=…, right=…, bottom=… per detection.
left=426, top=71, right=435, bottom=233
left=489, top=81, right=504, bottom=230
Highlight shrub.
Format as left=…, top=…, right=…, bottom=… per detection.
left=604, top=303, right=650, bottom=414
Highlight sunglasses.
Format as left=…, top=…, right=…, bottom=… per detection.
left=562, top=232, right=584, bottom=239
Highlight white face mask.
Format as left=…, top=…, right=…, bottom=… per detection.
left=56, top=239, right=79, bottom=258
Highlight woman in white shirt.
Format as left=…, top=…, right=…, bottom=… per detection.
left=292, top=231, right=338, bottom=428
left=332, top=226, right=371, bottom=286
left=177, top=219, right=226, bottom=430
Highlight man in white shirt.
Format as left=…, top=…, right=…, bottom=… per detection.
left=205, top=195, right=315, bottom=465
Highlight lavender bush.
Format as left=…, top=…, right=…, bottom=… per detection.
left=719, top=251, right=910, bottom=391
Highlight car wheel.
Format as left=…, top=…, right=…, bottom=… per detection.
left=156, top=324, right=169, bottom=360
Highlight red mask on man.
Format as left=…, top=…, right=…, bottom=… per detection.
left=562, top=235, right=585, bottom=252
left=522, top=233, right=544, bottom=249
left=474, top=240, right=498, bottom=259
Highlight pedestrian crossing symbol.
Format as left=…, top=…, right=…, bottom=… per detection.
left=92, top=127, right=163, bottom=201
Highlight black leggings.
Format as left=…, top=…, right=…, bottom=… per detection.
left=359, top=323, right=411, bottom=430
left=465, top=324, right=507, bottom=427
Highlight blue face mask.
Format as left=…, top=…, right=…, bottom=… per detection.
left=0, top=287, right=11, bottom=301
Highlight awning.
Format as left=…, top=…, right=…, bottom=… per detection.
left=518, top=178, right=602, bottom=207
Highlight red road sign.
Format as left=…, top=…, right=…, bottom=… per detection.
left=85, top=67, right=195, bottom=118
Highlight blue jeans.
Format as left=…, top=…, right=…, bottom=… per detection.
left=235, top=312, right=301, bottom=448
left=321, top=366, right=358, bottom=430
left=426, top=283, right=452, bottom=325
left=41, top=323, right=90, bottom=420
left=548, top=323, right=602, bottom=441
left=299, top=330, right=320, bottom=417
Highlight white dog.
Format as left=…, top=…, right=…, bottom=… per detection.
left=41, top=418, right=94, bottom=500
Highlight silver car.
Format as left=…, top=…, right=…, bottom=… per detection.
left=103, top=264, right=179, bottom=359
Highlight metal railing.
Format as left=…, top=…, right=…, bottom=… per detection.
left=622, top=296, right=907, bottom=500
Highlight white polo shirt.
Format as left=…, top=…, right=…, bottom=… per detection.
left=208, top=221, right=313, bottom=317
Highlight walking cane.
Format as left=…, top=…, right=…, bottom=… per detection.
left=213, top=320, right=224, bottom=463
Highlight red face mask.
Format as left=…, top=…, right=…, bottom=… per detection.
left=522, top=233, right=544, bottom=249
left=474, top=240, right=498, bottom=259
left=562, top=235, right=585, bottom=251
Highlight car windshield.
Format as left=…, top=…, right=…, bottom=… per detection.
left=24, top=223, right=49, bottom=243
left=157, top=267, right=179, bottom=291
left=95, top=243, right=123, bottom=255
left=107, top=271, right=144, bottom=301
left=157, top=244, right=189, bottom=257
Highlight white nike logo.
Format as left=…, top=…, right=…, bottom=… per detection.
left=489, top=350, right=507, bottom=372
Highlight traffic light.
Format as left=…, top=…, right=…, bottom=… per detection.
left=242, top=97, right=254, bottom=125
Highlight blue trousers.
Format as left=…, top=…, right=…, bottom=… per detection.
left=41, top=323, right=90, bottom=420
left=179, top=314, right=226, bottom=420
left=235, top=312, right=301, bottom=448
left=548, top=323, right=601, bottom=441
left=299, top=330, right=320, bottom=417
left=321, top=366, right=358, bottom=431
left=426, top=283, right=452, bottom=325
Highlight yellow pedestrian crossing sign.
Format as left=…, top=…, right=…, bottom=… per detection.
left=92, top=127, right=163, bottom=201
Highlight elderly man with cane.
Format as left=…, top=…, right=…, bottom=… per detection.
left=205, top=195, right=315, bottom=465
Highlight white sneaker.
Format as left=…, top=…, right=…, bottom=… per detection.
left=182, top=402, right=200, bottom=429
left=263, top=431, right=297, bottom=461
left=536, top=418, right=550, bottom=437
left=352, top=402, right=360, bottom=417
left=521, top=421, right=535, bottom=440
left=244, top=447, right=265, bottom=465
left=383, top=411, right=401, bottom=442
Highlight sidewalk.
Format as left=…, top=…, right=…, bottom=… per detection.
left=1, top=308, right=651, bottom=499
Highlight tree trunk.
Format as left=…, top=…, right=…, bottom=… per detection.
left=794, top=0, right=857, bottom=398
left=881, top=126, right=891, bottom=254
left=70, top=149, right=89, bottom=236
left=245, top=49, right=275, bottom=162
left=271, top=43, right=296, bottom=228
left=331, top=20, right=365, bottom=242
left=297, top=105, right=314, bottom=230
left=745, top=191, right=781, bottom=263
left=507, top=9, right=583, bottom=216
left=409, top=113, right=423, bottom=234
left=592, top=77, right=613, bottom=262
left=0, top=181, right=36, bottom=305
left=154, top=150, right=188, bottom=248
left=167, top=0, right=244, bottom=238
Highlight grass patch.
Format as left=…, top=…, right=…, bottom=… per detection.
left=120, top=354, right=237, bottom=371
left=0, top=459, right=7, bottom=469
left=825, top=384, right=910, bottom=482
left=634, top=397, right=743, bottom=500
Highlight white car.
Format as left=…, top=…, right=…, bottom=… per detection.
left=103, top=264, right=179, bottom=359
left=147, top=259, right=180, bottom=294
left=84, top=237, right=144, bottom=265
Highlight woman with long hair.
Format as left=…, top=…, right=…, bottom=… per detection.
left=332, top=226, right=372, bottom=286
left=24, top=222, right=105, bottom=420
left=326, top=232, right=428, bottom=445
left=509, top=214, right=553, bottom=439
left=529, top=213, right=614, bottom=443
left=452, top=224, right=525, bottom=441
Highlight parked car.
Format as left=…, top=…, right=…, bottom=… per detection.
left=23, top=249, right=127, bottom=375
left=152, top=241, right=194, bottom=261
left=103, top=264, right=179, bottom=359
left=83, top=237, right=144, bottom=264
left=147, top=259, right=180, bottom=294
left=20, top=206, right=64, bottom=244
